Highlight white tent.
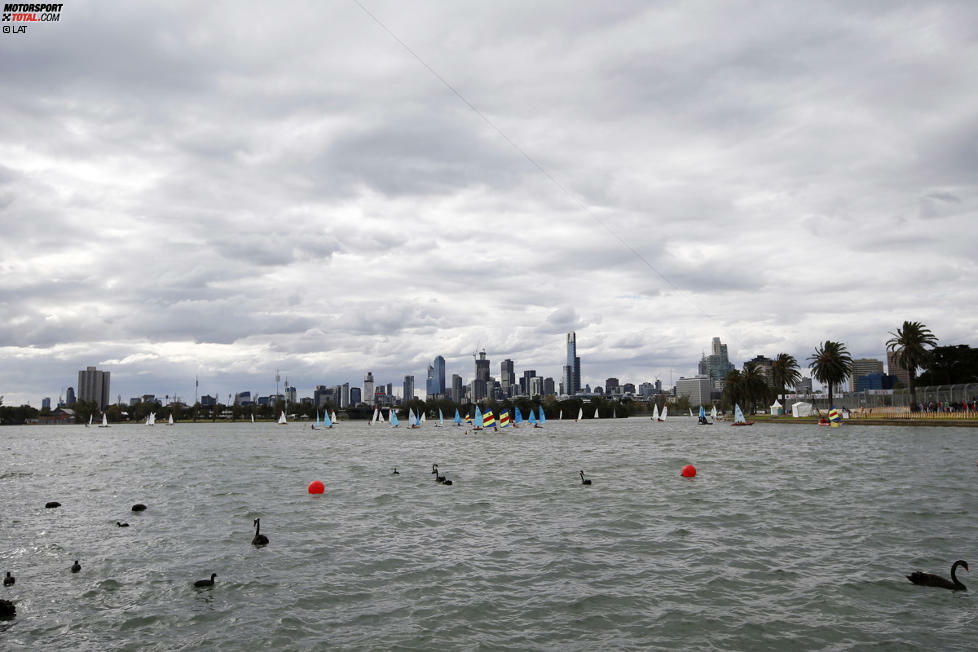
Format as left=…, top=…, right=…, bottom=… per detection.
left=770, top=400, right=783, bottom=416
left=791, top=402, right=813, bottom=418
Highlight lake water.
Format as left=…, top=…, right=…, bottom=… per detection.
left=2, top=418, right=977, bottom=650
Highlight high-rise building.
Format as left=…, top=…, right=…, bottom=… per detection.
left=564, top=332, right=581, bottom=395
left=796, top=377, right=813, bottom=393
left=851, top=358, right=884, bottom=392
left=605, top=377, right=620, bottom=395
left=639, top=382, right=654, bottom=398
left=313, top=385, right=329, bottom=408
left=543, top=377, right=555, bottom=396
left=403, top=375, right=415, bottom=402
left=285, top=385, right=297, bottom=405
left=425, top=364, right=435, bottom=397
left=65, top=387, right=76, bottom=405
left=474, top=350, right=490, bottom=401
left=77, top=366, right=111, bottom=409
left=350, top=387, right=361, bottom=406
left=745, top=355, right=775, bottom=387
left=364, top=372, right=375, bottom=406
left=451, top=374, right=463, bottom=403
left=886, top=350, right=911, bottom=388
left=433, top=356, right=446, bottom=396
left=622, top=383, right=635, bottom=395
left=706, top=337, right=736, bottom=384
left=529, top=376, right=543, bottom=397
left=500, top=359, right=515, bottom=393
left=341, top=383, right=350, bottom=408
left=42, top=397, right=51, bottom=409
left=522, top=370, right=537, bottom=396
left=677, top=376, right=712, bottom=407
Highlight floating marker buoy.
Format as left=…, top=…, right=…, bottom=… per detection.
left=308, top=480, right=325, bottom=494
left=681, top=464, right=696, bottom=478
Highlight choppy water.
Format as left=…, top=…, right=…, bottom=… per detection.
left=2, top=418, right=977, bottom=650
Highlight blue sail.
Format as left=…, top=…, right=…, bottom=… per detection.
left=699, top=406, right=706, bottom=418
left=315, top=410, right=320, bottom=427
left=734, top=404, right=745, bottom=424
left=528, top=409, right=537, bottom=424
left=474, top=405, right=483, bottom=428
left=322, top=410, right=332, bottom=427
left=514, top=407, right=523, bottom=424
left=390, top=409, right=400, bottom=427
left=538, top=407, right=546, bottom=424
left=454, top=408, right=461, bottom=425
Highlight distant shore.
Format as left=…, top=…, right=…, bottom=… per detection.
left=750, top=415, right=978, bottom=428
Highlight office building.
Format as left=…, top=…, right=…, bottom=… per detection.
left=451, top=374, right=463, bottom=403
left=622, top=382, right=635, bottom=395
left=605, top=377, right=620, bottom=395
left=350, top=387, right=361, bottom=406
left=500, top=359, right=515, bottom=394
left=65, top=387, right=76, bottom=405
left=474, top=350, right=490, bottom=401
left=403, top=375, right=415, bottom=403
left=543, top=377, right=555, bottom=396
left=529, top=376, right=543, bottom=397
left=77, top=366, right=111, bottom=409
left=433, top=356, right=446, bottom=396
left=341, top=383, right=350, bottom=408
left=285, top=385, right=297, bottom=405
left=796, top=377, right=813, bottom=394
left=745, top=355, right=775, bottom=387
left=564, top=332, right=581, bottom=395
left=851, top=358, right=884, bottom=392
left=364, top=372, right=375, bottom=406
left=676, top=375, right=712, bottom=407
left=42, top=397, right=51, bottom=409
left=705, top=337, right=736, bottom=384
left=886, top=350, right=911, bottom=388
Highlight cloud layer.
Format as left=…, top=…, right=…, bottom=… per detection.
left=2, top=1, right=977, bottom=405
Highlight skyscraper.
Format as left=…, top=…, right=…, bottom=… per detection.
left=66, top=387, right=76, bottom=405
left=706, top=337, right=735, bottom=384
left=564, top=332, right=581, bottom=395
left=403, top=375, right=415, bottom=403
left=341, top=382, right=350, bottom=408
left=425, top=364, right=435, bottom=397
left=451, top=374, right=463, bottom=403
left=77, top=366, right=111, bottom=409
left=851, top=358, right=884, bottom=392
left=364, top=372, right=375, bottom=406
left=433, top=355, right=446, bottom=395
left=500, top=359, right=515, bottom=394
left=474, top=350, right=490, bottom=401
left=350, top=387, right=361, bottom=406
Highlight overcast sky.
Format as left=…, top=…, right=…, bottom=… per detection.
left=1, top=1, right=976, bottom=406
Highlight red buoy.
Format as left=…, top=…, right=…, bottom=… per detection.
left=681, top=464, right=696, bottom=478
left=308, top=480, right=325, bottom=494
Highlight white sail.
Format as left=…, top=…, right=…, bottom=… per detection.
left=251, top=413, right=255, bottom=423
left=594, top=408, right=599, bottom=419
left=613, top=408, right=616, bottom=419
left=577, top=407, right=583, bottom=421
left=559, top=409, right=563, bottom=420
left=145, top=412, right=155, bottom=426
left=100, top=413, right=108, bottom=427
left=168, top=413, right=174, bottom=426
left=652, top=404, right=659, bottom=420
left=278, top=410, right=287, bottom=425
left=87, top=414, right=92, bottom=427
left=331, top=410, right=338, bottom=424
left=710, top=405, right=718, bottom=421
left=420, top=412, right=426, bottom=423
left=371, top=407, right=379, bottom=424
left=661, top=406, right=668, bottom=420
left=689, top=408, right=694, bottom=417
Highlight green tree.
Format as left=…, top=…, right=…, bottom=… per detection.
left=809, top=340, right=853, bottom=408
left=886, top=321, right=939, bottom=409
left=741, top=361, right=768, bottom=414
left=771, top=353, right=801, bottom=409
left=722, top=369, right=744, bottom=413
left=917, top=345, right=978, bottom=386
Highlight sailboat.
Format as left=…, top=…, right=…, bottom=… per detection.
left=331, top=410, right=338, bottom=425
left=710, top=405, right=718, bottom=423
left=612, top=407, right=616, bottom=419
left=576, top=407, right=583, bottom=422
left=167, top=413, right=174, bottom=426
left=528, top=409, right=537, bottom=427
left=277, top=410, right=287, bottom=425
left=538, top=407, right=546, bottom=427
left=651, top=403, right=659, bottom=421
left=409, top=408, right=420, bottom=429
left=453, top=408, right=462, bottom=427
left=559, top=409, right=563, bottom=420
left=593, top=408, right=599, bottom=419
left=698, top=405, right=710, bottom=425
left=513, top=406, right=523, bottom=429
left=322, top=410, right=333, bottom=428
left=659, top=406, right=668, bottom=422
left=251, top=413, right=255, bottom=424
left=98, top=413, right=110, bottom=428
left=87, top=414, right=92, bottom=427
left=312, top=410, right=320, bottom=430
left=389, top=409, right=400, bottom=427
left=436, top=409, right=444, bottom=427
left=499, top=410, right=511, bottom=428
left=732, top=404, right=753, bottom=426
left=145, top=412, right=155, bottom=426
left=689, top=408, right=694, bottom=418
left=483, top=409, right=496, bottom=430
left=473, top=405, right=484, bottom=431
left=420, top=412, right=426, bottom=424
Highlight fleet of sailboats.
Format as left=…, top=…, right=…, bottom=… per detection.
left=145, top=412, right=155, bottom=426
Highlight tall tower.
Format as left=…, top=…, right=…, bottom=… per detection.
left=564, top=332, right=580, bottom=395
left=364, top=372, right=375, bottom=406
left=474, top=349, right=490, bottom=401
left=77, top=366, right=110, bottom=409
left=433, top=355, right=446, bottom=395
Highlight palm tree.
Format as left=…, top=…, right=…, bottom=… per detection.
left=771, top=353, right=801, bottom=411
left=886, top=321, right=938, bottom=410
left=741, top=361, right=768, bottom=414
left=722, top=369, right=743, bottom=413
left=808, top=341, right=853, bottom=408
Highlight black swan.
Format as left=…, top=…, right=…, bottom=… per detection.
left=0, top=598, right=14, bottom=619
left=3, top=572, right=13, bottom=586
left=131, top=504, right=147, bottom=512
left=431, top=464, right=438, bottom=474
left=392, top=468, right=399, bottom=475
left=70, top=560, right=81, bottom=573
left=252, top=518, right=269, bottom=546
left=45, top=501, right=61, bottom=508
left=194, top=573, right=217, bottom=587
left=907, top=560, right=969, bottom=591
left=116, top=522, right=129, bottom=527
left=580, top=470, right=592, bottom=486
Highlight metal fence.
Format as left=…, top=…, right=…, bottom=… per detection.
left=781, top=383, right=978, bottom=419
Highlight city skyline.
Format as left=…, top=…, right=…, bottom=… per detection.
left=2, top=2, right=976, bottom=406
